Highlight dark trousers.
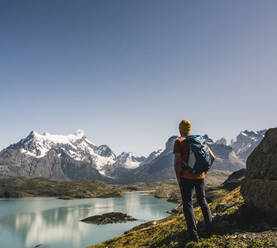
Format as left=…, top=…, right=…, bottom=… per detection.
left=179, top=177, right=213, bottom=240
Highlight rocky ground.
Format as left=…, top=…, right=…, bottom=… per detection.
left=81, top=212, right=136, bottom=224
left=0, top=177, right=123, bottom=199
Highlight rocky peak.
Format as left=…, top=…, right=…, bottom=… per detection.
left=215, top=137, right=227, bottom=146
left=28, top=130, right=36, bottom=138
left=97, top=145, right=116, bottom=158
left=145, top=149, right=163, bottom=162
left=231, top=129, right=267, bottom=161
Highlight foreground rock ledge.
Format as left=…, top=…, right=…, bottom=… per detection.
left=241, top=127, right=277, bottom=216
left=81, top=212, right=137, bottom=224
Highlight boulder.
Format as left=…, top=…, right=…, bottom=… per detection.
left=241, top=128, right=277, bottom=215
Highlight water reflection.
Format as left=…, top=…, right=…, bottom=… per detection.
left=2, top=205, right=93, bottom=247
left=0, top=192, right=177, bottom=248
left=124, top=191, right=141, bottom=213
left=92, top=198, right=115, bottom=214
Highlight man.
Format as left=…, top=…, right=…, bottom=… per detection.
left=173, top=120, right=215, bottom=242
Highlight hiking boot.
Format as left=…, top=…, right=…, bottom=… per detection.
left=188, top=234, right=200, bottom=243
left=184, top=231, right=200, bottom=243
left=207, top=223, right=215, bottom=237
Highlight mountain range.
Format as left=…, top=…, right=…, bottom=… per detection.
left=230, top=129, right=267, bottom=161
left=0, top=129, right=267, bottom=183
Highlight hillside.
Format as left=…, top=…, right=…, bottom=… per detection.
left=88, top=187, right=277, bottom=248
left=0, top=177, right=123, bottom=199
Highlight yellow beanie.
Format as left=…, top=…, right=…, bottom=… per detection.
left=179, top=120, right=191, bottom=133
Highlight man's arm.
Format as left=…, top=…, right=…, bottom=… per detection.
left=207, top=145, right=215, bottom=165
left=174, top=153, right=183, bottom=184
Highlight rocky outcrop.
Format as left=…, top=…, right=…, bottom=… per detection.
left=241, top=127, right=277, bottom=216
left=223, top=168, right=246, bottom=190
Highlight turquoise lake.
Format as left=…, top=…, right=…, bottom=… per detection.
left=0, top=191, right=178, bottom=248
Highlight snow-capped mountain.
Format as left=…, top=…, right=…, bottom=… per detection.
left=10, top=130, right=117, bottom=175
left=0, top=130, right=161, bottom=180
left=116, top=152, right=146, bottom=169
left=0, top=130, right=122, bottom=180
left=231, top=129, right=267, bottom=161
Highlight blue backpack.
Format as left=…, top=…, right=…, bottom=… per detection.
left=183, top=135, right=212, bottom=174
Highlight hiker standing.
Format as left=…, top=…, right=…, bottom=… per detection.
left=173, top=120, right=215, bottom=242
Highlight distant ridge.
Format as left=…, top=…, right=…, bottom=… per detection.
left=114, top=134, right=246, bottom=183
left=230, top=129, right=267, bottom=161
left=0, top=129, right=267, bottom=182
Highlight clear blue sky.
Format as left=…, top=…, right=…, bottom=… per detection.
left=0, top=0, right=276, bottom=156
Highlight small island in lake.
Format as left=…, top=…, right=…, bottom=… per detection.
left=81, top=212, right=137, bottom=224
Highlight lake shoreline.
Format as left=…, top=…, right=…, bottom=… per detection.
left=0, top=177, right=124, bottom=199
left=0, top=190, right=177, bottom=248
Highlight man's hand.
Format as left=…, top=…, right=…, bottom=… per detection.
left=174, top=153, right=183, bottom=185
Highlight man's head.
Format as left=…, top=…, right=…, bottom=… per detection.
left=179, top=120, right=191, bottom=136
